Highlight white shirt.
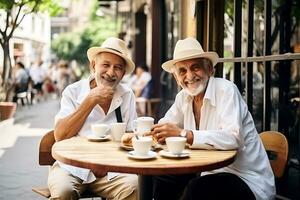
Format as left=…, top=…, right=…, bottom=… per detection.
left=55, top=78, right=137, bottom=183
left=29, top=65, right=45, bottom=84
left=128, top=72, right=151, bottom=92
left=160, top=77, right=275, bottom=200
left=15, top=68, right=29, bottom=84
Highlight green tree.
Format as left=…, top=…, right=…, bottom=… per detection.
left=51, top=16, right=117, bottom=65
left=0, top=0, right=62, bottom=101
left=51, top=16, right=117, bottom=68
left=225, top=0, right=300, bottom=55
left=51, top=0, right=119, bottom=71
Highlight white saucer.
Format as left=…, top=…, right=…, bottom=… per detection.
left=127, top=150, right=157, bottom=160
left=87, top=135, right=111, bottom=142
left=159, top=150, right=190, bottom=158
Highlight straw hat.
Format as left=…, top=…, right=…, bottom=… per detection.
left=162, top=37, right=219, bottom=73
left=87, top=37, right=135, bottom=74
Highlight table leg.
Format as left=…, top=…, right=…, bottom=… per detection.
left=138, top=175, right=153, bottom=200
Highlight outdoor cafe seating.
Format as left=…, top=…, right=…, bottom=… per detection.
left=32, top=130, right=105, bottom=199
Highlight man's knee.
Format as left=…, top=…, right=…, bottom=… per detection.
left=49, top=188, right=79, bottom=200
left=48, top=163, right=83, bottom=199
left=114, top=175, right=138, bottom=200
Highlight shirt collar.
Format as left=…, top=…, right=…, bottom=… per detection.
left=183, top=76, right=216, bottom=107
left=203, top=76, right=216, bottom=107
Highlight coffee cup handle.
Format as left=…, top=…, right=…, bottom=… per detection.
left=105, top=127, right=110, bottom=135
left=132, top=120, right=137, bottom=133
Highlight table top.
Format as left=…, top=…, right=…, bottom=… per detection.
left=52, top=137, right=237, bottom=176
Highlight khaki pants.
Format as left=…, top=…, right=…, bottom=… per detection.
left=48, top=163, right=138, bottom=200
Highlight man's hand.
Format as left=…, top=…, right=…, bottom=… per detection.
left=147, top=123, right=182, bottom=144
left=88, top=84, right=114, bottom=106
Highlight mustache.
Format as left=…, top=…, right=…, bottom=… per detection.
left=185, top=77, right=206, bottom=84
left=95, top=72, right=117, bottom=82
left=103, top=75, right=117, bottom=82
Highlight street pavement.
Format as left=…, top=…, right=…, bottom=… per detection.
left=0, top=98, right=59, bottom=200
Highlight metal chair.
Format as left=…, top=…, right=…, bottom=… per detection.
left=260, top=131, right=290, bottom=200
left=32, top=130, right=104, bottom=199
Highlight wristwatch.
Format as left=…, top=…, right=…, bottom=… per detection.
left=180, top=129, right=188, bottom=138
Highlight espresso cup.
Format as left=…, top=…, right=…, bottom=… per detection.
left=133, top=116, right=154, bottom=136
left=166, top=137, right=187, bottom=154
left=132, top=136, right=152, bottom=156
left=110, top=122, right=126, bottom=142
left=91, top=124, right=109, bottom=138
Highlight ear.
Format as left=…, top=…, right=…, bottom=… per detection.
left=90, top=60, right=95, bottom=72
left=172, top=72, right=180, bottom=85
left=207, top=65, right=215, bottom=76
left=120, top=70, right=126, bottom=79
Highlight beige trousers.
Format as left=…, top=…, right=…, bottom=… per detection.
left=48, top=163, right=138, bottom=200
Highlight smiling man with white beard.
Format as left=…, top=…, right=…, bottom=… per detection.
left=48, top=37, right=138, bottom=200
left=147, top=37, right=275, bottom=200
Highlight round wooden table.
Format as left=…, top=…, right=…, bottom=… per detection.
left=52, top=137, right=237, bottom=200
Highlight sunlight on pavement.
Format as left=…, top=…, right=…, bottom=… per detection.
left=0, top=118, right=50, bottom=159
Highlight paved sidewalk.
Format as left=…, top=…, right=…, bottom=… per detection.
left=0, top=98, right=60, bottom=200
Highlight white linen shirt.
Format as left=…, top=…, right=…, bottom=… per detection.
left=160, top=77, right=275, bottom=200
left=54, top=78, right=137, bottom=183
left=128, top=72, right=151, bottom=92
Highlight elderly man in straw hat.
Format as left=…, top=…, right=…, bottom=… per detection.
left=48, top=37, right=138, bottom=200
left=147, top=37, right=275, bottom=200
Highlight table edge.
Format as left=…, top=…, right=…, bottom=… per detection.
left=52, top=148, right=237, bottom=176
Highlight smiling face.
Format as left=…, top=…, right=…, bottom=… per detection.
left=173, top=58, right=214, bottom=96
left=91, top=52, right=126, bottom=88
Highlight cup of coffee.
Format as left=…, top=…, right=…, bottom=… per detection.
left=166, top=137, right=187, bottom=154
left=110, top=122, right=126, bottom=142
left=132, top=136, right=152, bottom=156
left=133, top=116, right=154, bottom=136
left=91, top=124, right=109, bottom=138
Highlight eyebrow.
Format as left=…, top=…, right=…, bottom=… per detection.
left=177, top=62, right=200, bottom=69
left=101, top=60, right=124, bottom=66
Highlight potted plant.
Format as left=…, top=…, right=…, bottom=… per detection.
left=0, top=78, right=16, bottom=121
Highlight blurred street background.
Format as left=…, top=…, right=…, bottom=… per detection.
left=0, top=98, right=59, bottom=199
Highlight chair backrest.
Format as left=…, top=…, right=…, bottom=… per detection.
left=39, top=130, right=56, bottom=165
left=260, top=131, right=288, bottom=178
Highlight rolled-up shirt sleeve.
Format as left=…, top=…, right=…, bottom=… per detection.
left=54, top=86, right=77, bottom=125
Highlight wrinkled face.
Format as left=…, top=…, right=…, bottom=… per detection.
left=92, top=52, right=126, bottom=88
left=173, top=58, right=213, bottom=96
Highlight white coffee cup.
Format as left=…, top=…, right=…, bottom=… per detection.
left=91, top=124, right=109, bottom=138
left=110, top=122, right=126, bottom=142
left=166, top=137, right=187, bottom=154
left=133, top=116, right=154, bottom=136
left=132, top=136, right=152, bottom=156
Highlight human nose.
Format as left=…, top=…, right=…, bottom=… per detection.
left=106, top=65, right=115, bottom=76
left=186, top=68, right=195, bottom=80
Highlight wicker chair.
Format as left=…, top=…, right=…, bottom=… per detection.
left=260, top=131, right=290, bottom=200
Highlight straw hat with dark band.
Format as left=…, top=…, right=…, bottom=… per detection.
left=87, top=37, right=135, bottom=74
left=162, top=37, right=219, bottom=73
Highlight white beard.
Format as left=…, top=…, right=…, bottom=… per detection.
left=94, top=71, right=118, bottom=89
left=182, top=79, right=208, bottom=96
left=94, top=71, right=101, bottom=86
